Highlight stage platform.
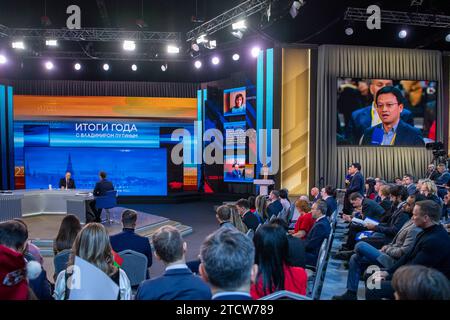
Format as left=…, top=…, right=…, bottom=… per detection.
left=24, top=207, right=193, bottom=257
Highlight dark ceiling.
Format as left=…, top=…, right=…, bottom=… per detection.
left=0, top=0, right=449, bottom=82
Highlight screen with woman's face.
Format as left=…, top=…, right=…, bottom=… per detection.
left=224, top=87, right=247, bottom=116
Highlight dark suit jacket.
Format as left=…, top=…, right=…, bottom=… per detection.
left=110, top=228, right=153, bottom=268
left=362, top=198, right=386, bottom=221
left=388, top=224, right=450, bottom=278
left=361, top=120, right=425, bottom=146
left=287, top=235, right=306, bottom=268
left=303, top=216, right=331, bottom=256
left=212, top=293, right=253, bottom=300
left=374, top=209, right=410, bottom=240
left=346, top=172, right=365, bottom=197
left=136, top=268, right=212, bottom=300
left=348, top=105, right=414, bottom=144
left=59, top=178, right=76, bottom=189
left=325, top=197, right=337, bottom=217
left=231, top=169, right=242, bottom=179
left=406, top=184, right=416, bottom=196
left=379, top=198, right=392, bottom=213
left=267, top=200, right=284, bottom=219
left=242, top=210, right=260, bottom=232
left=93, top=179, right=114, bottom=196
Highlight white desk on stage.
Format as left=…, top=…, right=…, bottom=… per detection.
left=0, top=189, right=94, bottom=223
left=253, top=179, right=275, bottom=196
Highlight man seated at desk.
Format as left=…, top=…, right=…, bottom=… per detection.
left=88, top=171, right=115, bottom=223
left=59, top=172, right=76, bottom=190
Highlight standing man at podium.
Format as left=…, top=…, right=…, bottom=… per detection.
left=59, top=171, right=76, bottom=190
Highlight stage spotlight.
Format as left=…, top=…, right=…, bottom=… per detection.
left=167, top=45, right=180, bottom=54
left=196, top=34, right=208, bottom=44
left=446, top=33, right=450, bottom=42
left=289, top=0, right=304, bottom=19
left=232, top=30, right=244, bottom=39
left=45, top=61, right=54, bottom=70
left=232, top=20, right=247, bottom=31
left=74, top=63, right=81, bottom=71
left=0, top=55, right=7, bottom=65
left=123, top=40, right=136, bottom=51
left=211, top=56, right=220, bottom=65
left=131, top=64, right=138, bottom=71
left=161, top=63, right=168, bottom=71
left=398, top=29, right=408, bottom=39
left=191, top=42, right=200, bottom=52
left=205, top=40, right=217, bottom=50
left=12, top=41, right=25, bottom=50
left=103, top=63, right=110, bottom=71
left=45, top=39, right=58, bottom=47
left=251, top=47, right=261, bottom=58
left=345, top=27, right=354, bottom=36
left=232, top=53, right=240, bottom=61
left=194, top=60, right=202, bottom=69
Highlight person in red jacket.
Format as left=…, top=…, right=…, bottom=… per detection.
left=250, top=224, right=307, bottom=299
left=291, top=199, right=315, bottom=240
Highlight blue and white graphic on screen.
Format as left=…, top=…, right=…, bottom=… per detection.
left=24, top=147, right=167, bottom=196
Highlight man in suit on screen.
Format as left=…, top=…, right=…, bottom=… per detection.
left=361, top=86, right=424, bottom=146
left=59, top=172, right=76, bottom=190
left=347, top=79, right=414, bottom=144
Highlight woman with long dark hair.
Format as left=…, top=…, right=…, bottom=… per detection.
left=53, top=214, right=82, bottom=255
left=250, top=224, right=307, bottom=299
left=365, top=177, right=377, bottom=200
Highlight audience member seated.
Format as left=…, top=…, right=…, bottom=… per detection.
left=279, top=188, right=291, bottom=212
left=255, top=195, right=268, bottom=223
left=12, top=219, right=52, bottom=300
left=303, top=200, right=331, bottom=266
left=365, top=200, right=450, bottom=300
left=136, top=226, right=211, bottom=300
left=321, top=185, right=337, bottom=217
left=336, top=193, right=386, bottom=258
left=365, top=178, right=376, bottom=200
left=110, top=209, right=153, bottom=278
left=377, top=185, right=392, bottom=213
left=392, top=265, right=450, bottom=300
left=364, top=186, right=410, bottom=248
left=53, top=214, right=81, bottom=256
left=267, top=190, right=284, bottom=219
left=250, top=224, right=307, bottom=299
left=290, top=199, right=314, bottom=240
left=419, top=179, right=443, bottom=208
left=374, top=179, right=387, bottom=203
left=443, top=190, right=450, bottom=222
left=89, top=171, right=115, bottom=223
left=248, top=196, right=256, bottom=214
left=271, top=218, right=306, bottom=268
left=215, top=205, right=237, bottom=230
left=0, top=221, right=42, bottom=300
left=310, top=187, right=321, bottom=203
left=54, top=223, right=131, bottom=300
left=228, top=204, right=249, bottom=233
left=403, top=174, right=416, bottom=196
left=435, top=164, right=450, bottom=198
left=236, top=199, right=259, bottom=232
left=332, top=195, right=421, bottom=300
left=199, top=229, right=257, bottom=300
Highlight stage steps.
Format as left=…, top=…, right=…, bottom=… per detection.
left=32, top=220, right=193, bottom=257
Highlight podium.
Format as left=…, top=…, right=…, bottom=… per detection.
left=254, top=179, right=275, bottom=196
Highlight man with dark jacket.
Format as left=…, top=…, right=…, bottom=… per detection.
left=236, top=199, right=259, bottom=232
left=366, top=200, right=450, bottom=300
left=136, top=226, right=211, bottom=300
left=266, top=190, right=284, bottom=219
left=343, top=163, right=365, bottom=215
left=89, top=171, right=115, bottom=222
left=304, top=200, right=331, bottom=266
left=110, top=209, right=153, bottom=278
left=321, top=186, right=338, bottom=217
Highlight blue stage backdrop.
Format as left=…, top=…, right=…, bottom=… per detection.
left=24, top=147, right=167, bottom=196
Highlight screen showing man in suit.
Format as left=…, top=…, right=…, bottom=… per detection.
left=360, top=86, right=425, bottom=146
left=59, top=171, right=76, bottom=190
left=337, top=78, right=437, bottom=146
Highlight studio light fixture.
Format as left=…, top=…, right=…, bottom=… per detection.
left=232, top=20, right=247, bottom=31
left=74, top=63, right=81, bottom=71
left=232, top=30, right=244, bottom=39
left=398, top=29, right=408, bottom=39
left=12, top=41, right=25, bottom=50
left=445, top=33, right=450, bottom=42
left=205, top=40, right=217, bottom=50
left=161, top=63, right=168, bottom=71
left=103, top=63, right=110, bottom=71
left=131, top=64, right=138, bottom=71
left=0, top=55, right=7, bottom=64
left=123, top=40, right=136, bottom=51
left=211, top=56, right=220, bottom=65
left=345, top=27, right=354, bottom=36
left=167, top=45, right=180, bottom=54
left=290, top=0, right=305, bottom=19
left=45, top=61, right=54, bottom=70
left=194, top=60, right=202, bottom=69
left=251, top=46, right=261, bottom=58
left=45, top=39, right=58, bottom=47
left=232, top=53, right=240, bottom=61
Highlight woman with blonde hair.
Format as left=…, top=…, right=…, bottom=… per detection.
left=419, top=179, right=442, bottom=207
left=53, top=223, right=131, bottom=300
left=255, top=195, right=268, bottom=223
left=228, top=205, right=248, bottom=234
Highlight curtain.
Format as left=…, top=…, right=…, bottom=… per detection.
left=315, top=45, right=444, bottom=187
left=4, top=79, right=199, bottom=97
